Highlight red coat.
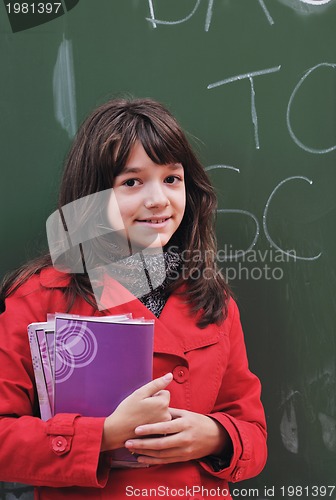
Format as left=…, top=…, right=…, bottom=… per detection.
left=0, top=267, right=267, bottom=499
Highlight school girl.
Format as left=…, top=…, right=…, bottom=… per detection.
left=0, top=98, right=267, bottom=499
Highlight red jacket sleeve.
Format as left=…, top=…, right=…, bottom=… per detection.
left=200, top=299, right=267, bottom=482
left=0, top=276, right=109, bottom=488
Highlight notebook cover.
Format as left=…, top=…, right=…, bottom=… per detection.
left=54, top=316, right=154, bottom=467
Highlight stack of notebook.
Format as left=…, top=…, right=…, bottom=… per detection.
left=28, top=313, right=154, bottom=467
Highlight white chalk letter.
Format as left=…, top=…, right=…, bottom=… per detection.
left=206, top=165, right=260, bottom=258
left=263, top=176, right=322, bottom=261
left=287, top=62, right=336, bottom=154
left=257, top=0, right=275, bottom=25
left=146, top=0, right=201, bottom=28
left=208, top=66, right=281, bottom=149
left=299, top=0, right=331, bottom=4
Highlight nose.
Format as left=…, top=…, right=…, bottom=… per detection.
left=144, top=181, right=170, bottom=209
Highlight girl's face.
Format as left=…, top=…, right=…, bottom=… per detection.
left=107, top=141, right=186, bottom=249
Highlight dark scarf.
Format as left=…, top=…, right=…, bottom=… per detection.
left=106, top=249, right=182, bottom=317
left=138, top=250, right=181, bottom=317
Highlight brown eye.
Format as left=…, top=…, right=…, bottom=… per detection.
left=165, top=176, right=178, bottom=184
left=123, top=179, right=139, bottom=187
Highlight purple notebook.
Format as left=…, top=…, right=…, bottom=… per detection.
left=54, top=317, right=154, bottom=415
left=28, top=314, right=154, bottom=467
left=54, top=315, right=154, bottom=467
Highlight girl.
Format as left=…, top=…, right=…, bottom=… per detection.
left=0, top=98, right=267, bottom=499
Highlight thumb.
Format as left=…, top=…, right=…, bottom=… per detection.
left=135, top=373, right=173, bottom=399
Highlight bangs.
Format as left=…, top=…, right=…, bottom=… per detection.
left=137, top=119, right=183, bottom=166
left=113, top=111, right=185, bottom=177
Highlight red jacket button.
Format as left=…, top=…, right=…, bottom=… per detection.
left=173, top=365, right=189, bottom=383
left=233, top=468, right=242, bottom=481
left=51, top=435, right=67, bottom=452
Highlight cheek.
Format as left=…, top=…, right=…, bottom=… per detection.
left=178, top=190, right=186, bottom=220
left=106, top=190, right=125, bottom=230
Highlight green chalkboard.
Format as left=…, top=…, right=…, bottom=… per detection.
left=1, top=1, right=336, bottom=499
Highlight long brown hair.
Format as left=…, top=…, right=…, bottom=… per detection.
left=0, top=98, right=230, bottom=327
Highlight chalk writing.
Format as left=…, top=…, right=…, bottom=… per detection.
left=147, top=0, right=157, bottom=28
left=146, top=0, right=202, bottom=28
left=206, top=165, right=260, bottom=257
left=287, top=62, right=336, bottom=154
left=257, top=0, right=275, bottom=25
left=205, top=0, right=214, bottom=32
left=278, top=0, right=334, bottom=14
left=300, top=0, right=332, bottom=4
left=53, top=36, right=77, bottom=139
left=263, top=176, right=322, bottom=261
left=208, top=61, right=336, bottom=152
left=207, top=168, right=323, bottom=262
left=146, top=0, right=275, bottom=31
left=205, top=164, right=240, bottom=174
left=207, top=66, right=281, bottom=149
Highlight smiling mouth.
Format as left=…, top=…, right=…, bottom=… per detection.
left=137, top=217, right=171, bottom=224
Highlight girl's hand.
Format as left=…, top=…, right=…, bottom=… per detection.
left=124, top=407, right=231, bottom=465
left=101, top=373, right=173, bottom=452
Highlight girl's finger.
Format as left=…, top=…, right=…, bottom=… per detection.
left=134, top=373, right=173, bottom=399
left=125, top=433, right=180, bottom=451
left=134, top=416, right=183, bottom=436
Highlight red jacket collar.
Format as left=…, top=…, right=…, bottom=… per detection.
left=39, top=267, right=221, bottom=360
left=40, top=267, right=72, bottom=288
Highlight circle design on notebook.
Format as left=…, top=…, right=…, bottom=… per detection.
left=55, top=321, right=98, bottom=383
left=55, top=351, right=74, bottom=382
